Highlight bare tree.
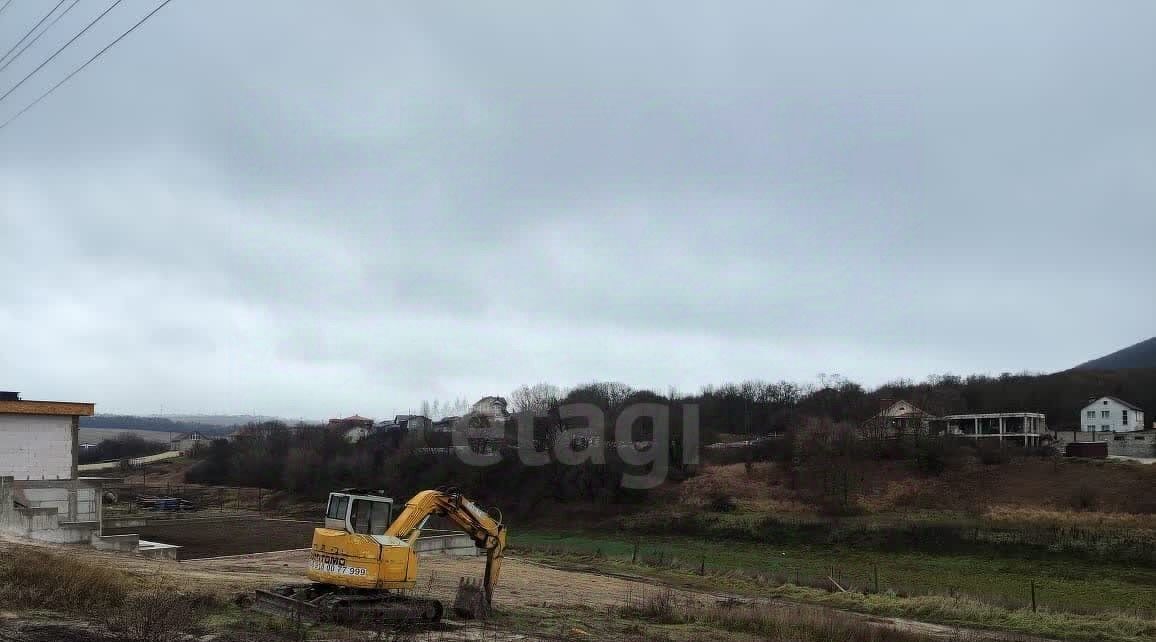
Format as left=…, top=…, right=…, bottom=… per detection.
left=510, top=383, right=563, bottom=414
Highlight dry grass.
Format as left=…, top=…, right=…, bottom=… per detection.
left=983, top=506, right=1156, bottom=531
left=678, top=456, right=1156, bottom=516
left=0, top=547, right=221, bottom=642
left=618, top=588, right=1016, bottom=642
left=0, top=547, right=133, bottom=612
left=668, top=462, right=812, bottom=513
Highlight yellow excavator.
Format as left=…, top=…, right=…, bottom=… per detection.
left=254, top=488, right=506, bottom=624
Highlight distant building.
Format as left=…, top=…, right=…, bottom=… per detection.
left=940, top=412, right=1047, bottom=446
left=401, top=415, right=432, bottom=432
left=471, top=397, right=510, bottom=423
left=169, top=431, right=209, bottom=453
left=328, top=415, right=374, bottom=430
left=1079, top=397, right=1144, bottom=433
left=863, top=400, right=935, bottom=439
left=431, top=416, right=460, bottom=432
left=862, top=400, right=1049, bottom=447
left=376, top=415, right=432, bottom=432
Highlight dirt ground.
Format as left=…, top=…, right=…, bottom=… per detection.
left=0, top=537, right=1045, bottom=642
left=104, top=517, right=316, bottom=559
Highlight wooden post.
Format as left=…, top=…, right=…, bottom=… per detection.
left=258, top=487, right=263, bottom=513
left=795, top=568, right=800, bottom=585
left=1031, top=580, right=1037, bottom=613
left=699, top=555, right=706, bottom=576
left=874, top=563, right=880, bottom=594
left=632, top=540, right=639, bottom=564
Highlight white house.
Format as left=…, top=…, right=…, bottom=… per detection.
left=1079, top=397, right=1144, bottom=433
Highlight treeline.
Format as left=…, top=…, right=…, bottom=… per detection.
left=181, top=368, right=1155, bottom=514
left=185, top=423, right=676, bottom=516
left=78, top=433, right=169, bottom=464
left=507, top=368, right=1156, bottom=440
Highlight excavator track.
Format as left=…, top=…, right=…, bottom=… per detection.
left=253, top=584, right=443, bottom=626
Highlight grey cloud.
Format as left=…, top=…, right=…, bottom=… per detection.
left=1, top=1, right=1154, bottom=417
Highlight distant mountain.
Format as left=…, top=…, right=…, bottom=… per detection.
left=1074, top=337, right=1156, bottom=371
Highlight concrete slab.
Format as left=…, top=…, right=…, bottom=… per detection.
left=137, top=539, right=181, bottom=560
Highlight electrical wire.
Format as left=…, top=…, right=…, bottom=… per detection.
left=0, top=0, right=67, bottom=68
left=0, top=0, right=125, bottom=108
left=0, top=0, right=14, bottom=22
left=0, top=0, right=176, bottom=132
left=0, top=0, right=81, bottom=75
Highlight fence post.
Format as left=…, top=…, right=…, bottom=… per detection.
left=874, top=563, right=880, bottom=594
left=1031, top=580, right=1037, bottom=613
left=699, top=555, right=705, bottom=576
left=631, top=540, right=638, bottom=564
left=258, top=487, right=263, bottom=513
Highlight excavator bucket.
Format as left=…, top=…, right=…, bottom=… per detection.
left=451, top=577, right=492, bottom=620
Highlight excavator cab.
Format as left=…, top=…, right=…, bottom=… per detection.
left=325, top=490, right=394, bottom=535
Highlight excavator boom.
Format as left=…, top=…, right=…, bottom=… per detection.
left=388, top=490, right=506, bottom=605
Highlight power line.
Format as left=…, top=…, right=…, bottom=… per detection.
left=0, top=0, right=125, bottom=108
left=0, top=0, right=176, bottom=132
left=0, top=0, right=67, bottom=68
left=0, top=0, right=81, bottom=75
left=0, top=0, right=14, bottom=22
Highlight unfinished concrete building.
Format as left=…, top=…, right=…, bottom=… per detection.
left=940, top=412, right=1047, bottom=446
left=0, top=392, right=102, bottom=543
left=0, top=391, right=177, bottom=556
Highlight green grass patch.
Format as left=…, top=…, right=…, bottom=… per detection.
left=513, top=530, right=1156, bottom=614
left=513, top=530, right=1156, bottom=641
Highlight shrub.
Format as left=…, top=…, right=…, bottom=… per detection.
left=621, top=588, right=680, bottom=623
left=107, top=590, right=218, bottom=642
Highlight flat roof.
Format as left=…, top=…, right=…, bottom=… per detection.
left=0, top=399, right=95, bottom=417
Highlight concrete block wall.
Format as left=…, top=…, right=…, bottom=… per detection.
left=1052, top=430, right=1156, bottom=458
left=0, top=415, right=74, bottom=480
left=1, top=477, right=101, bottom=544
left=414, top=532, right=480, bottom=557
left=20, top=487, right=68, bottom=518
left=16, top=484, right=99, bottom=523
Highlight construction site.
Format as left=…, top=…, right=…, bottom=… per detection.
left=4, top=393, right=1156, bottom=642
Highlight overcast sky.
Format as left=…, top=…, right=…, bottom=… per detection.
left=1, top=1, right=1153, bottom=419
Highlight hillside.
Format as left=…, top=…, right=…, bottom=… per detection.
left=1075, top=336, right=1156, bottom=370
left=79, top=414, right=233, bottom=435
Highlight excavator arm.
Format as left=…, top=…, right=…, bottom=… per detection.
left=387, top=489, right=507, bottom=605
